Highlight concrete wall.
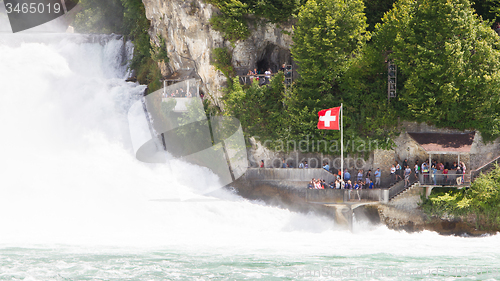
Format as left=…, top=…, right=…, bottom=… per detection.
left=306, top=189, right=388, bottom=203
left=241, top=168, right=336, bottom=182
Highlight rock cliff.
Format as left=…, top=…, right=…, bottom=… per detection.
left=142, top=0, right=294, bottom=102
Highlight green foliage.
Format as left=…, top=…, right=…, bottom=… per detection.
left=211, top=47, right=236, bottom=78
left=420, top=187, right=467, bottom=219
left=207, top=0, right=300, bottom=42
left=473, top=0, right=500, bottom=23
left=210, top=14, right=250, bottom=42
left=373, top=0, right=500, bottom=141
left=363, top=0, right=396, bottom=32
left=73, top=0, right=125, bottom=34
left=221, top=0, right=400, bottom=154
left=422, top=165, right=500, bottom=230
left=151, top=35, right=169, bottom=63
left=291, top=0, right=368, bottom=93
left=460, top=164, right=500, bottom=228
left=222, top=74, right=289, bottom=150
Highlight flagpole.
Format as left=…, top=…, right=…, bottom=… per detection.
left=341, top=103, right=343, bottom=182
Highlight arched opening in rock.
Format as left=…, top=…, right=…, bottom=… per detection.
left=256, top=44, right=291, bottom=74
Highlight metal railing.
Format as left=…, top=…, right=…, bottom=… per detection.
left=470, top=154, right=500, bottom=182
left=418, top=172, right=470, bottom=186
left=388, top=175, right=418, bottom=199
left=239, top=74, right=275, bottom=85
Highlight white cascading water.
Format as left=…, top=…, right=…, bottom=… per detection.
left=0, top=33, right=499, bottom=280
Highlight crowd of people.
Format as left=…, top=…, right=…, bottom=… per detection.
left=246, top=68, right=273, bottom=85
left=400, top=159, right=468, bottom=187
left=307, top=177, right=377, bottom=190
left=307, top=168, right=379, bottom=190
left=302, top=158, right=469, bottom=190
left=162, top=87, right=197, bottom=98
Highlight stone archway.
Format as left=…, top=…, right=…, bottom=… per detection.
left=256, top=43, right=291, bottom=74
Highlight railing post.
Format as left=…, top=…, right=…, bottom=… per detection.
left=381, top=189, right=389, bottom=203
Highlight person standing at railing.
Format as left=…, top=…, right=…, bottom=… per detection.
left=365, top=170, right=372, bottom=188
left=357, top=170, right=363, bottom=182
left=374, top=168, right=381, bottom=188
left=460, top=161, right=467, bottom=183
left=414, top=160, right=420, bottom=180
left=395, top=162, right=402, bottom=181
left=344, top=180, right=352, bottom=189
left=404, top=165, right=411, bottom=187
left=265, top=68, right=272, bottom=84
left=431, top=163, right=437, bottom=185
left=344, top=169, right=351, bottom=182
left=422, top=162, right=429, bottom=184
left=455, top=165, right=462, bottom=184
left=308, top=180, right=313, bottom=189
left=247, top=69, right=254, bottom=83
left=323, top=162, right=330, bottom=172
left=335, top=180, right=341, bottom=189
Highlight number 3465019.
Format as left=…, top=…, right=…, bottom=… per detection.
left=5, top=2, right=62, bottom=14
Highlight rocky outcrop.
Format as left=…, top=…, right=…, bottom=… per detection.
left=142, top=0, right=294, bottom=102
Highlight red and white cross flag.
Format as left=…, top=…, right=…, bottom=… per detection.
left=317, top=107, right=340, bottom=130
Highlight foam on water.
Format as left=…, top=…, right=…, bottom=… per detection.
left=0, top=34, right=499, bottom=266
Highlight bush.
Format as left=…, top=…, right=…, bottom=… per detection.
left=211, top=47, right=235, bottom=78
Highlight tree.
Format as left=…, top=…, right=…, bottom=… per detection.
left=374, top=0, right=500, bottom=140
left=363, top=0, right=396, bottom=32
left=286, top=0, right=375, bottom=153
left=291, top=0, right=368, bottom=95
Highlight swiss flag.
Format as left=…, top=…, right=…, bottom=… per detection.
left=317, top=107, right=340, bottom=130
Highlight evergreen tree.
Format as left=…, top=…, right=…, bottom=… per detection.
left=291, top=0, right=368, bottom=96
left=374, top=0, right=500, bottom=140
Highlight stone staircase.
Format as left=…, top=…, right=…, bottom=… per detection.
left=388, top=182, right=423, bottom=211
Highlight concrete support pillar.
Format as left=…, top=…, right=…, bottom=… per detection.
left=426, top=186, right=434, bottom=198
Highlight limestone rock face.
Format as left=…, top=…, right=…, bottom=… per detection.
left=142, top=0, right=294, bottom=101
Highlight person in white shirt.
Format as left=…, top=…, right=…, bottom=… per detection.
left=265, top=68, right=272, bottom=83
